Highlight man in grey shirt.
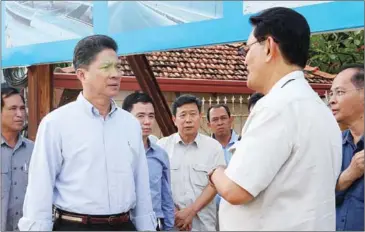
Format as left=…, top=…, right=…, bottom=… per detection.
left=158, top=94, right=225, bottom=231
left=1, top=86, right=34, bottom=231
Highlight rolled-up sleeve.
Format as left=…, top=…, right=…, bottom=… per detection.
left=18, top=116, right=63, bottom=231
left=225, top=108, right=291, bottom=197
left=214, top=146, right=226, bottom=168
left=131, top=130, right=157, bottom=231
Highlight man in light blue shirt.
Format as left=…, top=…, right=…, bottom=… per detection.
left=18, top=35, right=156, bottom=231
left=122, top=91, right=174, bottom=231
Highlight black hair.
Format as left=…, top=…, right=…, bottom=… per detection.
left=122, top=91, right=154, bottom=112
left=338, top=64, right=364, bottom=89
left=249, top=7, right=310, bottom=69
left=73, top=34, right=118, bottom=70
left=248, top=92, right=264, bottom=111
left=172, top=94, right=202, bottom=116
left=1, top=87, right=25, bottom=110
left=206, top=104, right=231, bottom=122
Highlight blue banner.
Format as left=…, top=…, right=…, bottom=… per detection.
left=1, top=1, right=364, bottom=68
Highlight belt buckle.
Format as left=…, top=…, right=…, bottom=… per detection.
left=108, top=215, right=118, bottom=225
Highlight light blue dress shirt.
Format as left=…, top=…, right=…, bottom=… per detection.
left=18, top=93, right=156, bottom=231
left=146, top=139, right=174, bottom=230
left=214, top=130, right=240, bottom=207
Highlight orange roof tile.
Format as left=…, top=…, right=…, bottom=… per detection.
left=55, top=44, right=335, bottom=84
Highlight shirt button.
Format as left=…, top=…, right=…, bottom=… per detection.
left=14, top=182, right=17, bottom=185
left=13, top=167, right=17, bottom=170
left=15, top=197, right=18, bottom=200
left=15, top=212, right=19, bottom=215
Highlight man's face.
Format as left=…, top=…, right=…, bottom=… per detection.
left=1, top=94, right=26, bottom=133
left=173, top=103, right=201, bottom=137
left=329, top=68, right=364, bottom=123
left=245, top=30, right=268, bottom=91
left=207, top=107, right=233, bottom=137
left=76, top=48, right=122, bottom=98
left=130, top=102, right=155, bottom=138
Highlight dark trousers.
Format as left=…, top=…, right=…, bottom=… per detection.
left=53, top=218, right=136, bottom=231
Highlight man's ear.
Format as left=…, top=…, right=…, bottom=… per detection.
left=265, top=36, right=278, bottom=62
left=207, top=120, right=211, bottom=128
left=172, top=116, right=177, bottom=127
left=76, top=68, right=86, bottom=82
left=229, top=116, right=234, bottom=127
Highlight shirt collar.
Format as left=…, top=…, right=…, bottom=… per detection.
left=269, top=70, right=305, bottom=94
left=77, top=92, right=118, bottom=117
left=175, top=133, right=200, bottom=147
left=229, top=130, right=239, bottom=145
left=343, top=129, right=364, bottom=145
left=212, top=129, right=239, bottom=146
left=1, top=134, right=25, bottom=150
left=147, top=137, right=158, bottom=152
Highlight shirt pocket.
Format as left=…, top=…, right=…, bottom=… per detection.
left=1, top=163, right=10, bottom=199
left=191, top=164, right=210, bottom=189
left=169, top=162, right=181, bottom=201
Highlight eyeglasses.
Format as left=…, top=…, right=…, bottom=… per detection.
left=326, top=88, right=364, bottom=101
left=238, top=40, right=261, bottom=56
left=238, top=36, right=279, bottom=56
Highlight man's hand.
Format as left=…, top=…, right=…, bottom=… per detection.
left=174, top=205, right=196, bottom=231
left=336, top=150, right=364, bottom=192
left=347, top=150, right=364, bottom=179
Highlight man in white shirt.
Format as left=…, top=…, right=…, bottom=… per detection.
left=18, top=35, right=156, bottom=231
left=157, top=94, right=225, bottom=231
left=208, top=7, right=342, bottom=231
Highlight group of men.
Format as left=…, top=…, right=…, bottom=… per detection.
left=1, top=6, right=364, bottom=232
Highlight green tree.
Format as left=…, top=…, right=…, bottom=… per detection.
left=308, top=30, right=364, bottom=74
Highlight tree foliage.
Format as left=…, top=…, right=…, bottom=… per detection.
left=308, top=30, right=364, bottom=74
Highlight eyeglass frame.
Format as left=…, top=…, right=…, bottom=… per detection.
left=238, top=36, right=279, bottom=56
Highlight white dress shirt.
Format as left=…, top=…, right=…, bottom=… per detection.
left=18, top=93, right=156, bottom=231
left=219, top=71, right=342, bottom=231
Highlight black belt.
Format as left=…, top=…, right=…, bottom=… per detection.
left=54, top=208, right=130, bottom=225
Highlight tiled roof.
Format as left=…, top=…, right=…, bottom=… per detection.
left=55, top=43, right=335, bottom=84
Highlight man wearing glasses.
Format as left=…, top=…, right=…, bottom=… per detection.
left=208, top=7, right=342, bottom=230
left=329, top=64, right=364, bottom=231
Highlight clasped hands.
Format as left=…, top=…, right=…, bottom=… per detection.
left=174, top=205, right=196, bottom=231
